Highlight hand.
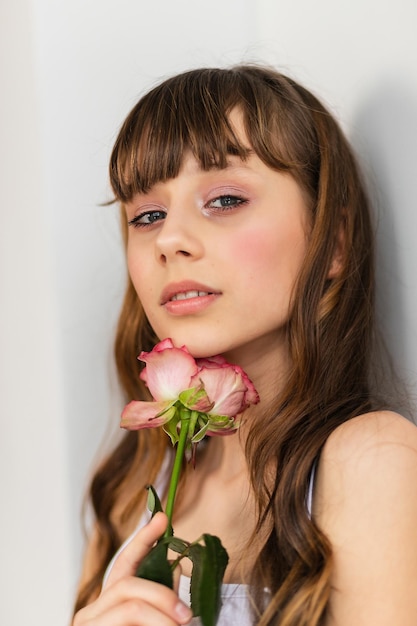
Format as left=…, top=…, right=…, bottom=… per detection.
left=73, top=512, right=192, bottom=626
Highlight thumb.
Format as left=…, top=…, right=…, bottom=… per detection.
left=103, top=512, right=169, bottom=590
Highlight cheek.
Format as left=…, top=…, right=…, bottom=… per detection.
left=126, top=251, right=153, bottom=303
left=228, top=224, right=306, bottom=299
left=126, top=251, right=141, bottom=290
left=227, top=225, right=305, bottom=282
left=227, top=226, right=271, bottom=260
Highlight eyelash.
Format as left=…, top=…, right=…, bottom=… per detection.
left=128, top=194, right=248, bottom=229
left=128, top=209, right=167, bottom=229
left=205, top=194, right=248, bottom=212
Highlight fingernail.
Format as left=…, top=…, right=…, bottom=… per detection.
left=175, top=601, right=193, bottom=622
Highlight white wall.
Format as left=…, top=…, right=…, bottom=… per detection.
left=256, top=0, right=417, bottom=394
left=1, top=1, right=416, bottom=625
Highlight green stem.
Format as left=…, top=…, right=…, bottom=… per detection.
left=164, top=409, right=191, bottom=535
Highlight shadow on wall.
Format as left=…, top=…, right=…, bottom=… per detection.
left=351, top=78, right=417, bottom=416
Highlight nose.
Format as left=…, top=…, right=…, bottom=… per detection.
left=155, top=209, right=204, bottom=264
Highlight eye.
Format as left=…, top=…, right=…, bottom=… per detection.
left=205, top=194, right=248, bottom=211
left=128, top=209, right=167, bottom=228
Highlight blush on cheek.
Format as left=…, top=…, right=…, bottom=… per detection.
left=230, top=230, right=264, bottom=257
left=229, top=229, right=277, bottom=271
left=228, top=225, right=306, bottom=287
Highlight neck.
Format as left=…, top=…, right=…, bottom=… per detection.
left=193, top=332, right=291, bottom=476
left=223, top=332, right=291, bottom=410
left=193, top=429, right=246, bottom=479
left=198, top=360, right=288, bottom=477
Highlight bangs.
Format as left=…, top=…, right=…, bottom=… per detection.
left=109, top=67, right=320, bottom=202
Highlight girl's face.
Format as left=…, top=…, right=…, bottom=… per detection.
left=125, top=132, right=309, bottom=367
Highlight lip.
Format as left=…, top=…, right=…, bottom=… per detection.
left=160, top=281, right=221, bottom=305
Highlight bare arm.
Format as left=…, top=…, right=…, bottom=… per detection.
left=315, top=411, right=417, bottom=625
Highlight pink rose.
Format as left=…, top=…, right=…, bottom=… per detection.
left=195, top=356, right=259, bottom=414
left=121, top=339, right=259, bottom=443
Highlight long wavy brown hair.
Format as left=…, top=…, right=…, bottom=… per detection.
left=75, top=65, right=378, bottom=625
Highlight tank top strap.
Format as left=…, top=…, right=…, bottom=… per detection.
left=306, top=458, right=318, bottom=517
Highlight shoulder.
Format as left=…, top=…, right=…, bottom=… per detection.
left=315, top=409, right=417, bottom=519
left=320, top=409, right=417, bottom=470
left=314, top=411, right=417, bottom=625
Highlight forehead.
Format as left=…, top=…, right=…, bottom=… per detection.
left=112, top=116, right=253, bottom=201
left=227, top=108, right=250, bottom=145
left=109, top=71, right=310, bottom=204
left=131, top=153, right=257, bottom=202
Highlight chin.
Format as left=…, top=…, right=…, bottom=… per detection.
left=155, top=331, right=229, bottom=359
left=179, top=341, right=224, bottom=359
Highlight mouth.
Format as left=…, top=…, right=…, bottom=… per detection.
left=170, top=289, right=213, bottom=302
left=160, top=282, right=220, bottom=306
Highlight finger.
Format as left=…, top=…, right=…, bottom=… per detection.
left=77, top=577, right=193, bottom=625
left=105, top=512, right=169, bottom=590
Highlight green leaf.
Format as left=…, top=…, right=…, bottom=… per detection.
left=191, top=420, right=210, bottom=443
left=135, top=540, right=173, bottom=589
left=146, top=485, right=173, bottom=536
left=146, top=485, right=163, bottom=516
left=188, top=534, right=229, bottom=626
left=167, top=536, right=190, bottom=555
left=155, top=402, right=177, bottom=420
left=135, top=486, right=174, bottom=588
left=207, top=414, right=234, bottom=428
left=163, top=416, right=181, bottom=446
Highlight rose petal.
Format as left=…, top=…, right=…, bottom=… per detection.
left=232, top=365, right=260, bottom=407
left=206, top=428, right=238, bottom=437
left=192, top=366, right=248, bottom=417
left=120, top=399, right=176, bottom=430
left=139, top=343, right=198, bottom=400
left=153, top=338, right=176, bottom=352
left=196, top=355, right=228, bottom=368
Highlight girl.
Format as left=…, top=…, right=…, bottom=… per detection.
left=73, top=65, right=417, bottom=625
